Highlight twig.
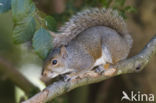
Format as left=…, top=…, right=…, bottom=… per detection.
left=0, top=57, right=40, bottom=96
left=23, top=34, right=156, bottom=103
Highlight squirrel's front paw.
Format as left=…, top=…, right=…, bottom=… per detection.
left=62, top=74, right=71, bottom=82
left=62, top=72, right=79, bottom=82
left=94, top=65, right=105, bottom=74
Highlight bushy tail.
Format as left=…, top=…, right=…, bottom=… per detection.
left=53, top=8, right=133, bottom=48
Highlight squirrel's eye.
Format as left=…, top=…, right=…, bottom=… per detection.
left=52, top=60, right=57, bottom=65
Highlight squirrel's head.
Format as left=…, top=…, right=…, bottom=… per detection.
left=42, top=46, right=73, bottom=79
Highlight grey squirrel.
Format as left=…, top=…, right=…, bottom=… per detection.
left=42, top=8, right=133, bottom=79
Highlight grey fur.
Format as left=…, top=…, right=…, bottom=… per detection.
left=53, top=8, right=133, bottom=49
left=42, top=8, right=133, bottom=79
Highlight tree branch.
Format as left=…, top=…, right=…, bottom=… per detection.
left=0, top=57, right=40, bottom=96
left=23, top=34, right=156, bottom=103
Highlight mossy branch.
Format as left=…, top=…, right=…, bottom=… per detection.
left=23, top=34, right=156, bottom=103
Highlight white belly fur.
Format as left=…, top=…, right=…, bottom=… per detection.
left=93, top=46, right=112, bottom=67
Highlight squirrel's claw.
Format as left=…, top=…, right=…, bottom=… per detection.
left=62, top=72, right=79, bottom=82
left=94, top=63, right=116, bottom=76
left=63, top=75, right=71, bottom=82
left=94, top=66, right=105, bottom=74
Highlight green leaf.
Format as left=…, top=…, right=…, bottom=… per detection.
left=124, top=6, right=137, bottom=13
left=115, top=0, right=126, bottom=6
left=33, top=28, right=53, bottom=59
left=45, top=16, right=57, bottom=32
left=100, top=0, right=113, bottom=8
left=11, top=0, right=36, bottom=43
left=113, top=0, right=126, bottom=8
left=13, top=17, right=36, bottom=43
left=119, top=0, right=126, bottom=6
left=119, top=10, right=127, bottom=19
left=0, top=0, right=11, bottom=13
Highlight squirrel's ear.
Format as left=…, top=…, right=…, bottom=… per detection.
left=61, top=46, right=67, bottom=58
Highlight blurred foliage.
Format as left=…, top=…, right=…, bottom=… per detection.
left=0, top=0, right=11, bottom=13
left=0, top=12, right=21, bottom=64
left=0, top=0, right=136, bottom=60
left=0, top=12, right=20, bottom=103
left=33, top=28, right=53, bottom=59
left=45, top=16, right=57, bottom=32
left=53, top=0, right=136, bottom=24
left=11, top=0, right=36, bottom=43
